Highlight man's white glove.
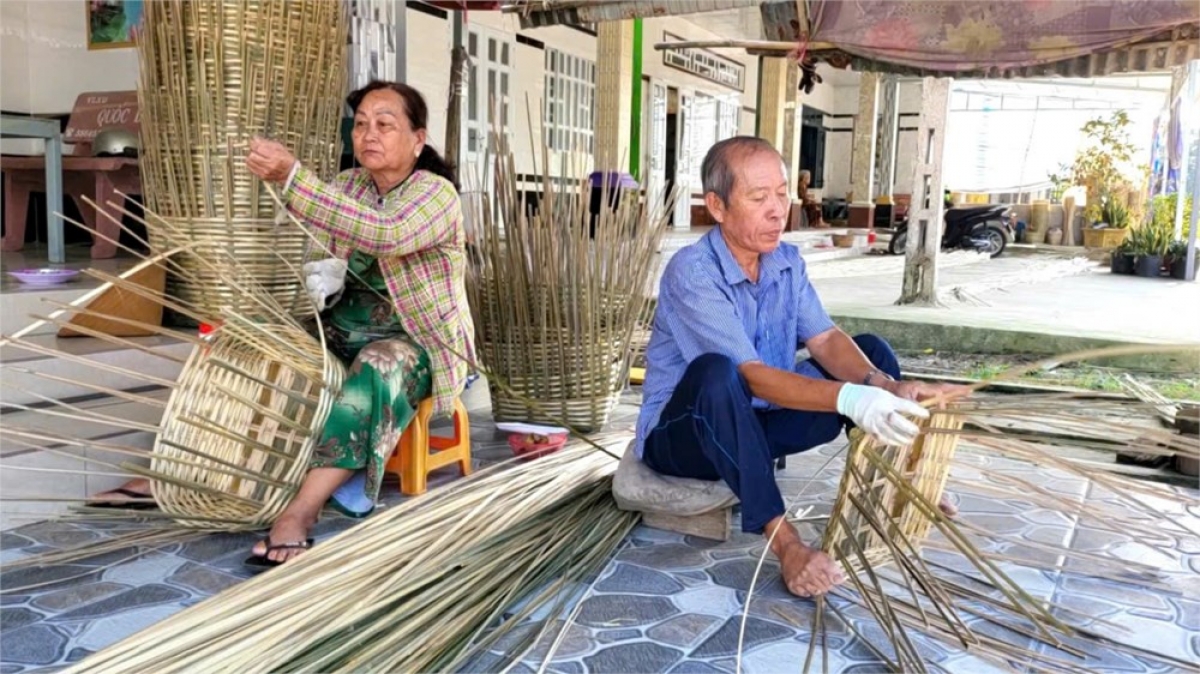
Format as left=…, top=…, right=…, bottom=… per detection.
left=836, top=383, right=929, bottom=446
left=302, top=258, right=348, bottom=312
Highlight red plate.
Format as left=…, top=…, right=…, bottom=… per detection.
left=507, top=432, right=568, bottom=461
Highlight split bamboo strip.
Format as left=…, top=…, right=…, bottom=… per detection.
left=803, top=395, right=1200, bottom=673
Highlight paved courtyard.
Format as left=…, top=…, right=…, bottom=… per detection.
left=2, top=242, right=1198, bottom=672
left=3, top=377, right=1198, bottom=673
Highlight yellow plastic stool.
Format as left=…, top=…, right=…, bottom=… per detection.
left=385, top=397, right=472, bottom=496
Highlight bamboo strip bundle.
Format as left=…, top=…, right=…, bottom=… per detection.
left=466, top=130, right=675, bottom=430
left=63, top=440, right=637, bottom=674
left=136, top=0, right=347, bottom=319
left=0, top=196, right=342, bottom=532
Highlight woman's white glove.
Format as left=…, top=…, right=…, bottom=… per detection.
left=302, top=258, right=348, bottom=311
left=836, top=383, right=929, bottom=446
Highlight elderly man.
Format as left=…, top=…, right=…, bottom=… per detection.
left=636, top=136, right=964, bottom=598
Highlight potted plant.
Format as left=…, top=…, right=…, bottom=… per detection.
left=1049, top=111, right=1140, bottom=224
left=1084, top=197, right=1132, bottom=248
left=1133, top=221, right=1169, bottom=278
left=1110, top=236, right=1136, bottom=274
left=1167, top=240, right=1197, bottom=280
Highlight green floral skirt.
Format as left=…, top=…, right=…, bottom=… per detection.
left=311, top=252, right=432, bottom=510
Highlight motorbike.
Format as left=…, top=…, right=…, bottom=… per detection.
left=888, top=203, right=1013, bottom=258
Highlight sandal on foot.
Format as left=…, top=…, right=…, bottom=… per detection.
left=85, top=487, right=157, bottom=510
left=244, top=537, right=315, bottom=569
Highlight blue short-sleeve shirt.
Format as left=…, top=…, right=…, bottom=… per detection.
left=634, top=228, right=835, bottom=458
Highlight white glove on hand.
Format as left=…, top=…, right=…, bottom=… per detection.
left=836, top=383, right=930, bottom=446
left=302, top=258, right=348, bottom=311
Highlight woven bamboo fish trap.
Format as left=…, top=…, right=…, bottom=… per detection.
left=136, top=0, right=347, bottom=320
left=150, top=317, right=344, bottom=529
left=821, top=411, right=964, bottom=571
left=467, top=133, right=674, bottom=431
left=630, top=296, right=657, bottom=368
left=0, top=194, right=344, bottom=531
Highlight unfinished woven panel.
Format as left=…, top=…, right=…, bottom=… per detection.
left=822, top=411, right=963, bottom=570
left=151, top=320, right=344, bottom=529
left=136, top=0, right=347, bottom=319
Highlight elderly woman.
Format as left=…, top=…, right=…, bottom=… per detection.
left=228, top=80, right=475, bottom=565
left=237, top=81, right=473, bottom=564
left=86, top=82, right=473, bottom=556
left=87, top=82, right=474, bottom=565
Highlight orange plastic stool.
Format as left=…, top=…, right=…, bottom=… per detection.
left=385, top=397, right=472, bottom=496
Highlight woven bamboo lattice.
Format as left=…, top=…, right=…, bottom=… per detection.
left=150, top=317, right=344, bottom=529
left=466, top=128, right=674, bottom=431
left=822, top=411, right=964, bottom=571
left=136, top=0, right=347, bottom=319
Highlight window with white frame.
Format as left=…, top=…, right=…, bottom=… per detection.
left=544, top=49, right=596, bottom=154
left=688, top=94, right=741, bottom=190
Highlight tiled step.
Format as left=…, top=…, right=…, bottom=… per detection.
left=0, top=392, right=167, bottom=531
left=1, top=332, right=192, bottom=406
left=0, top=280, right=102, bottom=338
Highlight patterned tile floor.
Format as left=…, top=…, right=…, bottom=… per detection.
left=3, top=382, right=1199, bottom=673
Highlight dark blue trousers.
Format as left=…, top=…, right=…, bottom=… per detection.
left=641, top=334, right=900, bottom=534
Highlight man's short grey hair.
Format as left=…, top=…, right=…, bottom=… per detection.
left=798, top=169, right=811, bottom=182
left=701, top=136, right=782, bottom=205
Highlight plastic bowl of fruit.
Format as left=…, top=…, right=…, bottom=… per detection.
left=508, top=432, right=569, bottom=461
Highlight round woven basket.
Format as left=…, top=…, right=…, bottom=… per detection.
left=480, top=332, right=627, bottom=432
left=149, top=326, right=345, bottom=529
left=137, top=0, right=347, bottom=319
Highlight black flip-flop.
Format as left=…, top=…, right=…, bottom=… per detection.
left=85, top=487, right=158, bottom=510
left=244, top=537, right=315, bottom=569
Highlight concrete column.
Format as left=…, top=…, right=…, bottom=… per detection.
left=594, top=20, right=635, bottom=173
left=876, top=75, right=900, bottom=198
left=756, top=57, right=800, bottom=186
left=757, top=57, right=789, bottom=152
left=898, top=77, right=952, bottom=306
left=849, top=71, right=880, bottom=204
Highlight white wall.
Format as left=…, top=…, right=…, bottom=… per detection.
left=1, top=0, right=139, bottom=154
left=405, top=8, right=453, bottom=155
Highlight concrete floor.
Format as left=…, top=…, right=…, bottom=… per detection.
left=813, top=252, right=1200, bottom=348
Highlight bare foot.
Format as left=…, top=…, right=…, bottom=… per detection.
left=779, top=542, right=847, bottom=597
left=765, top=516, right=846, bottom=598
left=938, top=493, right=959, bottom=518
left=249, top=513, right=314, bottom=564
left=89, top=478, right=152, bottom=505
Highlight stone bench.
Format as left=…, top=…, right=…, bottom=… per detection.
left=612, top=441, right=737, bottom=541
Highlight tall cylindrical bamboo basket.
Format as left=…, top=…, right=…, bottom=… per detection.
left=466, top=146, right=672, bottom=432
left=136, top=1, right=348, bottom=321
